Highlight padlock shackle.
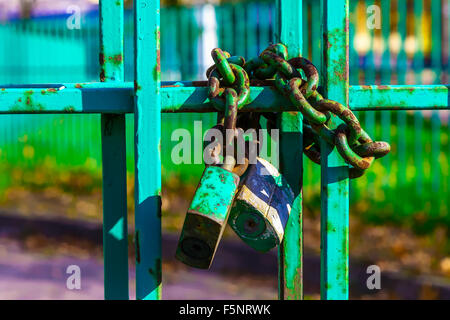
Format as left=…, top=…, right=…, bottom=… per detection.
left=222, top=154, right=236, bottom=172
left=221, top=88, right=239, bottom=173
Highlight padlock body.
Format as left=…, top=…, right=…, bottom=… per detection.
left=229, top=157, right=294, bottom=252
left=176, top=166, right=239, bottom=269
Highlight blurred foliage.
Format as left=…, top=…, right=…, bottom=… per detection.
left=126, top=0, right=272, bottom=7
left=0, top=112, right=448, bottom=235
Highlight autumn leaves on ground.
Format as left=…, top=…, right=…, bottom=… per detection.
left=1, top=166, right=450, bottom=284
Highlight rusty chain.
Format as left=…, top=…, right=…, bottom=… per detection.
left=206, top=44, right=391, bottom=179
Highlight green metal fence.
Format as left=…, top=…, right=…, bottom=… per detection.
left=0, top=0, right=448, bottom=300
left=0, top=0, right=448, bottom=225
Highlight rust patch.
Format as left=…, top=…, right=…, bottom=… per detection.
left=134, top=80, right=141, bottom=92
left=99, top=52, right=106, bottom=82
left=334, top=69, right=346, bottom=81
left=108, top=54, right=123, bottom=65
left=75, top=83, right=83, bottom=89
left=100, top=70, right=106, bottom=82
left=99, top=52, right=105, bottom=66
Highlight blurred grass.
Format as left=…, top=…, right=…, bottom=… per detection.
left=0, top=111, right=448, bottom=235
left=2, top=162, right=450, bottom=280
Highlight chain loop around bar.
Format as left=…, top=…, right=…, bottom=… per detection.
left=206, top=44, right=391, bottom=179
left=207, top=51, right=250, bottom=111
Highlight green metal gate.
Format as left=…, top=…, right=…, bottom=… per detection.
left=0, top=0, right=448, bottom=300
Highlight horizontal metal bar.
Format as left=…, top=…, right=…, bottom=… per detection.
left=350, top=85, right=449, bottom=110
left=0, top=82, right=291, bottom=113
left=0, top=83, right=448, bottom=114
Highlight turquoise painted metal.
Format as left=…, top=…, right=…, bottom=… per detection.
left=0, top=0, right=448, bottom=301
left=0, top=84, right=447, bottom=114
left=176, top=165, right=239, bottom=269
left=99, top=0, right=129, bottom=300
left=133, top=0, right=162, bottom=300
left=320, top=0, right=350, bottom=300
left=275, top=0, right=304, bottom=300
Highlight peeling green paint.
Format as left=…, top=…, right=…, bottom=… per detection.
left=276, top=0, right=304, bottom=301
left=134, top=0, right=162, bottom=300
left=99, top=0, right=129, bottom=301
left=320, top=0, right=350, bottom=300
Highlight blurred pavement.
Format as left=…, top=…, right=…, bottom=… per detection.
left=0, top=238, right=278, bottom=300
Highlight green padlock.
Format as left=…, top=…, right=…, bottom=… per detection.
left=176, top=90, right=243, bottom=269
left=228, top=157, right=294, bottom=253
left=175, top=159, right=239, bottom=269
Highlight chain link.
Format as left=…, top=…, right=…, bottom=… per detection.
left=206, top=44, right=391, bottom=179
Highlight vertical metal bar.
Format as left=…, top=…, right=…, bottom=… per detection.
left=311, top=0, right=321, bottom=70
left=380, top=0, right=391, bottom=84
left=258, top=2, right=270, bottom=53
left=178, top=7, right=189, bottom=79
left=431, top=111, right=441, bottom=216
left=397, top=0, right=408, bottom=84
left=348, top=0, right=359, bottom=203
left=348, top=0, right=360, bottom=205
left=160, top=6, right=167, bottom=80
left=412, top=1, right=424, bottom=201
left=305, top=0, right=315, bottom=191
left=380, top=0, right=391, bottom=176
left=413, top=0, right=424, bottom=84
left=445, top=0, right=450, bottom=84
left=302, top=0, right=308, bottom=59
left=448, top=113, right=450, bottom=218
left=431, top=0, right=442, bottom=84
left=99, top=0, right=129, bottom=300
left=397, top=111, right=407, bottom=192
left=320, top=0, right=350, bottom=300
left=364, top=0, right=376, bottom=200
left=246, top=2, right=258, bottom=57
left=414, top=110, right=423, bottom=198
left=236, top=2, right=246, bottom=56
left=222, top=4, right=234, bottom=55
left=275, top=0, right=303, bottom=300
left=134, top=0, right=162, bottom=300
left=365, top=0, right=376, bottom=85
left=349, top=0, right=359, bottom=86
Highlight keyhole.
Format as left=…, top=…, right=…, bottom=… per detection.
left=246, top=219, right=256, bottom=231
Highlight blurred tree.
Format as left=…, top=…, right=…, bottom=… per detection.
left=124, top=0, right=272, bottom=8
left=19, top=0, right=36, bottom=19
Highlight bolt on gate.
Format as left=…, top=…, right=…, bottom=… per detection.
left=0, top=0, right=448, bottom=300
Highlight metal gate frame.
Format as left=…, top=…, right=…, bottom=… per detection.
left=0, top=0, right=448, bottom=300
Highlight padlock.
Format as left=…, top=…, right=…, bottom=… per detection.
left=228, top=157, right=294, bottom=253
left=175, top=159, right=239, bottom=269
left=176, top=90, right=244, bottom=269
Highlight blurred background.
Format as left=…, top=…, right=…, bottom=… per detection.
left=0, top=0, right=449, bottom=299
